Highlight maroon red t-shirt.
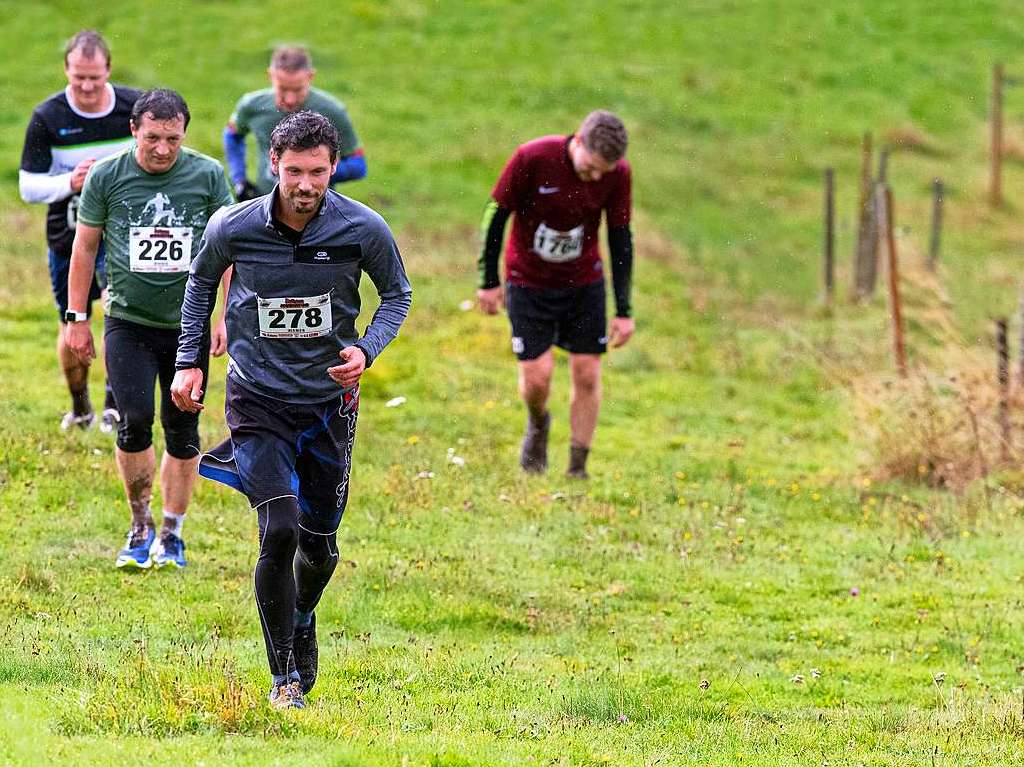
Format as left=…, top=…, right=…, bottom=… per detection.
left=492, top=135, right=632, bottom=290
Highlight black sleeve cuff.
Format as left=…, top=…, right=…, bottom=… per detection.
left=478, top=204, right=511, bottom=289
left=608, top=225, right=634, bottom=318
left=354, top=342, right=375, bottom=369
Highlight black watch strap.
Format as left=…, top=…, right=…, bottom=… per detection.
left=64, top=310, right=88, bottom=323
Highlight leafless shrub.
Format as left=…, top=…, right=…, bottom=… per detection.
left=884, top=123, right=944, bottom=156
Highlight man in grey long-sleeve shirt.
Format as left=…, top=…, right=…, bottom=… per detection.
left=171, top=111, right=411, bottom=711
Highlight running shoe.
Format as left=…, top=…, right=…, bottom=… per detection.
left=60, top=411, right=95, bottom=431
left=99, top=408, right=120, bottom=435
left=519, top=411, right=550, bottom=473
left=294, top=614, right=318, bottom=694
left=151, top=533, right=187, bottom=569
left=269, top=680, right=306, bottom=710
left=115, top=527, right=155, bottom=569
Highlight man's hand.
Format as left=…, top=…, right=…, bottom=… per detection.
left=64, top=321, right=95, bottom=363
left=70, top=159, right=95, bottom=194
left=210, top=315, right=227, bottom=357
left=477, top=285, right=504, bottom=315
left=234, top=179, right=259, bottom=202
left=170, top=369, right=206, bottom=413
left=327, top=346, right=366, bottom=388
left=609, top=316, right=635, bottom=348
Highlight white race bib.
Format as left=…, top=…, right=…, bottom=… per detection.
left=532, top=222, right=584, bottom=263
left=129, top=227, right=193, bottom=273
left=258, top=293, right=332, bottom=338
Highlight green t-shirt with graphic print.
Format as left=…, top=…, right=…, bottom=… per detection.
left=230, top=87, right=360, bottom=194
left=78, top=145, right=233, bottom=328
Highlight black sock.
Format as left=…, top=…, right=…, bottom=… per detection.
left=294, top=527, right=340, bottom=619
left=71, top=388, right=92, bottom=417
left=256, top=497, right=300, bottom=677
left=569, top=443, right=590, bottom=475
left=528, top=409, right=550, bottom=430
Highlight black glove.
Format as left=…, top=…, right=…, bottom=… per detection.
left=234, top=179, right=259, bottom=202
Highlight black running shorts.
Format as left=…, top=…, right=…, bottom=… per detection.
left=505, top=280, right=607, bottom=361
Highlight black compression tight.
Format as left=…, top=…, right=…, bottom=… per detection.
left=255, top=497, right=340, bottom=677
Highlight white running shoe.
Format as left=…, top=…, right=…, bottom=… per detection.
left=99, top=408, right=120, bottom=434
left=60, top=411, right=95, bottom=431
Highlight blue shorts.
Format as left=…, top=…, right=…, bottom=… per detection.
left=199, top=376, right=359, bottom=534
left=50, top=243, right=107, bottom=320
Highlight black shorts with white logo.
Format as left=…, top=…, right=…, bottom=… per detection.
left=505, top=280, right=607, bottom=361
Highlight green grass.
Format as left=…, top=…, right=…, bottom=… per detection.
left=4, top=1, right=1024, bottom=764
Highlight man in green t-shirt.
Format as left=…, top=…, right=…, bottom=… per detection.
left=224, top=45, right=366, bottom=200
left=66, top=88, right=234, bottom=571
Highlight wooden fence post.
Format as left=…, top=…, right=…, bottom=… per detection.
left=876, top=146, right=890, bottom=184
left=928, top=178, right=943, bottom=271
left=854, top=132, right=876, bottom=299
left=877, top=184, right=907, bottom=376
left=997, top=317, right=1011, bottom=461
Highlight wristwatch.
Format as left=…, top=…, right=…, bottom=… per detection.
left=64, top=310, right=88, bottom=323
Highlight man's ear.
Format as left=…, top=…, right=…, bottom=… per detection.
left=269, top=151, right=279, bottom=173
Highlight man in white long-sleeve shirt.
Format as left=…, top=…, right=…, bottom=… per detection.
left=19, top=29, right=139, bottom=432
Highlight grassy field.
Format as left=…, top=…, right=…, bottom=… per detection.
left=4, top=1, right=1024, bottom=764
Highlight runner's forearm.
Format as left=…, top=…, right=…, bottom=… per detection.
left=67, top=224, right=103, bottom=312
left=356, top=228, right=413, bottom=367
left=356, top=290, right=412, bottom=367
left=223, top=127, right=247, bottom=184
left=331, top=149, right=367, bottom=184
left=478, top=200, right=510, bottom=289
left=19, top=169, right=73, bottom=204
left=177, top=273, right=223, bottom=369
left=177, top=213, right=232, bottom=369
left=608, top=225, right=634, bottom=318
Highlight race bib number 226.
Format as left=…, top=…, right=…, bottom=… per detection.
left=129, top=227, right=192, bottom=273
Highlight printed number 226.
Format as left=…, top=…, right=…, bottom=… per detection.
left=137, top=240, right=184, bottom=261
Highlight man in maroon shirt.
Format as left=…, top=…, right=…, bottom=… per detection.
left=477, top=110, right=635, bottom=479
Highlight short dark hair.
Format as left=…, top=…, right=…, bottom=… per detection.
left=65, top=29, right=110, bottom=67
left=270, top=45, right=313, bottom=72
left=579, top=110, right=628, bottom=163
left=270, top=110, right=339, bottom=162
left=131, top=89, right=191, bottom=130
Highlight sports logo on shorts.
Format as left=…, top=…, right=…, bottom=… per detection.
left=511, top=337, right=525, bottom=354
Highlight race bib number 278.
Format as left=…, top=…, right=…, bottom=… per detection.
left=129, top=227, right=192, bottom=273
left=258, top=293, right=332, bottom=338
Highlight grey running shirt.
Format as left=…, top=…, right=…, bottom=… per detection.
left=176, top=189, right=412, bottom=404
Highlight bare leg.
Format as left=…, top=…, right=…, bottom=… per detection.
left=58, top=323, right=92, bottom=415
left=518, top=350, right=554, bottom=419
left=115, top=446, right=155, bottom=535
left=568, top=354, right=602, bottom=477
left=517, top=351, right=554, bottom=472
left=160, top=452, right=200, bottom=517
